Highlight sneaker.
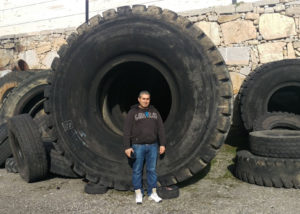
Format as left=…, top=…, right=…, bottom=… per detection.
left=149, top=188, right=162, bottom=203
left=135, top=189, right=143, bottom=204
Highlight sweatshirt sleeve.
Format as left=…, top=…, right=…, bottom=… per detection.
left=157, top=111, right=166, bottom=146
left=123, top=110, right=134, bottom=150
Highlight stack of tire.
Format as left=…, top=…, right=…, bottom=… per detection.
left=44, top=5, right=233, bottom=197
left=0, top=70, right=79, bottom=180
left=235, top=59, right=300, bottom=188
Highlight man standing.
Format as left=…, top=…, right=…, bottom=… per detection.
left=123, top=90, right=166, bottom=204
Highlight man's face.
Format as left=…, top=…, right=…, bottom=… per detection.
left=138, top=94, right=150, bottom=108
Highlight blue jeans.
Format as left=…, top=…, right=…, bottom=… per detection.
left=132, top=143, right=158, bottom=195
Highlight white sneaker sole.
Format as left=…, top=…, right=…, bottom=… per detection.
left=149, top=198, right=162, bottom=203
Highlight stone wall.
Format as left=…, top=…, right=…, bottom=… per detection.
left=0, top=28, right=73, bottom=70
left=182, top=0, right=300, bottom=95
left=0, top=0, right=300, bottom=95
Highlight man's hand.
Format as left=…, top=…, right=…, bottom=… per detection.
left=125, top=148, right=134, bottom=158
left=159, top=146, right=165, bottom=155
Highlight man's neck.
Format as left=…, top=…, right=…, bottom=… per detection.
left=138, top=105, right=149, bottom=109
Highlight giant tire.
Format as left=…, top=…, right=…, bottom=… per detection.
left=46, top=5, right=233, bottom=189
left=235, top=150, right=300, bottom=188
left=239, top=59, right=300, bottom=131
left=249, top=130, right=300, bottom=158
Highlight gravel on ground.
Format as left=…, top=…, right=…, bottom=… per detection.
left=1, top=143, right=300, bottom=214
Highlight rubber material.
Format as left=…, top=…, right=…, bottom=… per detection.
left=46, top=5, right=232, bottom=189
left=253, top=112, right=300, bottom=131
left=239, top=59, right=300, bottom=131
left=249, top=130, right=300, bottom=158
left=157, top=185, right=179, bottom=199
left=8, top=114, right=48, bottom=182
left=0, top=71, right=52, bottom=160
left=0, top=70, right=51, bottom=125
left=0, top=71, right=32, bottom=108
left=5, top=157, right=18, bottom=173
left=235, top=150, right=300, bottom=188
left=84, top=182, right=108, bottom=194
left=0, top=123, right=10, bottom=166
left=49, top=149, right=80, bottom=178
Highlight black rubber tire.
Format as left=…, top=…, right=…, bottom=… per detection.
left=0, top=71, right=52, bottom=156
left=235, top=150, right=300, bottom=188
left=249, top=130, right=300, bottom=158
left=157, top=185, right=179, bottom=199
left=239, top=59, right=300, bottom=131
left=0, top=123, right=10, bottom=167
left=0, top=70, right=51, bottom=124
left=5, top=157, right=18, bottom=173
left=0, top=71, right=32, bottom=108
left=253, top=112, right=300, bottom=131
left=46, top=5, right=232, bottom=189
left=49, top=149, right=80, bottom=178
left=8, top=114, right=48, bottom=182
left=84, top=182, right=108, bottom=194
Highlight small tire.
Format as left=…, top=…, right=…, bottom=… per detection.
left=5, top=157, right=18, bottom=173
left=0, top=123, right=10, bottom=166
left=249, top=130, right=300, bottom=158
left=8, top=114, right=48, bottom=182
left=235, top=150, right=300, bottom=188
left=253, top=112, right=300, bottom=131
left=157, top=185, right=179, bottom=199
left=84, top=182, right=108, bottom=194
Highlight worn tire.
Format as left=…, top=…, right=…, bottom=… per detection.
left=46, top=5, right=232, bottom=189
left=0, top=71, right=32, bottom=108
left=8, top=114, right=48, bottom=182
left=49, top=149, right=80, bottom=178
left=5, top=157, right=18, bottom=173
left=0, top=70, right=52, bottom=156
left=0, top=70, right=51, bottom=124
left=0, top=123, right=10, bottom=166
left=239, top=59, right=300, bottom=131
left=235, top=150, right=300, bottom=188
left=157, top=185, right=179, bottom=199
left=253, top=112, right=300, bottom=131
left=84, top=182, right=108, bottom=194
left=249, top=130, right=300, bottom=158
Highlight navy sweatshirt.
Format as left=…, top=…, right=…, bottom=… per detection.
left=123, top=104, right=166, bottom=149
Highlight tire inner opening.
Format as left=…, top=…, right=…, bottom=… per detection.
left=98, top=61, right=172, bottom=135
left=268, top=86, right=300, bottom=115
left=20, top=92, right=45, bottom=117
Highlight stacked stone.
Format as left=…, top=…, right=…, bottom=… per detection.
left=182, top=0, right=300, bottom=95
left=0, top=28, right=75, bottom=73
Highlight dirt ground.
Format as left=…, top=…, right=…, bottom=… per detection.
left=1, top=141, right=300, bottom=214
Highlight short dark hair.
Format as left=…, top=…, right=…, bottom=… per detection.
left=138, top=90, right=151, bottom=98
